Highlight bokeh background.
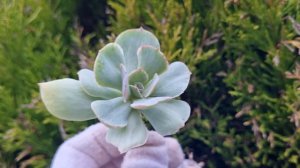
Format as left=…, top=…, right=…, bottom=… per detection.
left=1, top=0, right=300, bottom=167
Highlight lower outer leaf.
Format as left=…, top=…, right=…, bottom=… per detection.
left=141, top=100, right=190, bottom=136
left=106, top=111, right=148, bottom=153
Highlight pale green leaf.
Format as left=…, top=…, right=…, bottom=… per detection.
left=130, top=85, right=143, bottom=98
left=151, top=62, right=191, bottom=97
left=128, top=68, right=148, bottom=85
left=78, top=69, right=122, bottom=99
left=106, top=111, right=148, bottom=153
left=141, top=100, right=190, bottom=136
left=94, top=43, right=125, bottom=90
left=121, top=64, right=130, bottom=102
left=91, top=97, right=131, bottom=127
left=131, top=97, right=172, bottom=110
left=137, top=45, right=168, bottom=78
left=115, top=28, right=160, bottom=72
left=142, top=74, right=159, bottom=97
left=39, top=79, right=97, bottom=121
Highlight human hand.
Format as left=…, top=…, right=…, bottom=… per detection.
left=51, top=123, right=199, bottom=168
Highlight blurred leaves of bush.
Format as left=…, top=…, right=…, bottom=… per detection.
left=1, top=0, right=300, bottom=167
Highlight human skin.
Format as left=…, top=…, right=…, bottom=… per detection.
left=51, top=123, right=199, bottom=168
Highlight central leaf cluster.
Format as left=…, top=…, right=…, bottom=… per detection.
left=122, top=63, right=161, bottom=101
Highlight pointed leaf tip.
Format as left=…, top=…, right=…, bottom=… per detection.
left=39, top=78, right=97, bottom=121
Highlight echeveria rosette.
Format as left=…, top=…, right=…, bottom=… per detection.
left=39, top=28, right=191, bottom=153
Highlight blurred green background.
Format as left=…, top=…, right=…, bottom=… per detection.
left=1, top=0, right=300, bottom=167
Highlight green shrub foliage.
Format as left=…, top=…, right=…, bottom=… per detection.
left=1, top=0, right=300, bottom=167
left=108, top=1, right=300, bottom=166
left=0, top=0, right=95, bottom=167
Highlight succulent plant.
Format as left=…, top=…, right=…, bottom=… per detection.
left=39, top=28, right=191, bottom=153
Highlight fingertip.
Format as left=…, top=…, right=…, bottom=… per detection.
left=145, top=131, right=165, bottom=146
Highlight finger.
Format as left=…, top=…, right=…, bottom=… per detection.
left=165, top=137, right=185, bottom=168
left=51, top=144, right=99, bottom=168
left=52, top=123, right=124, bottom=168
left=121, top=131, right=168, bottom=168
